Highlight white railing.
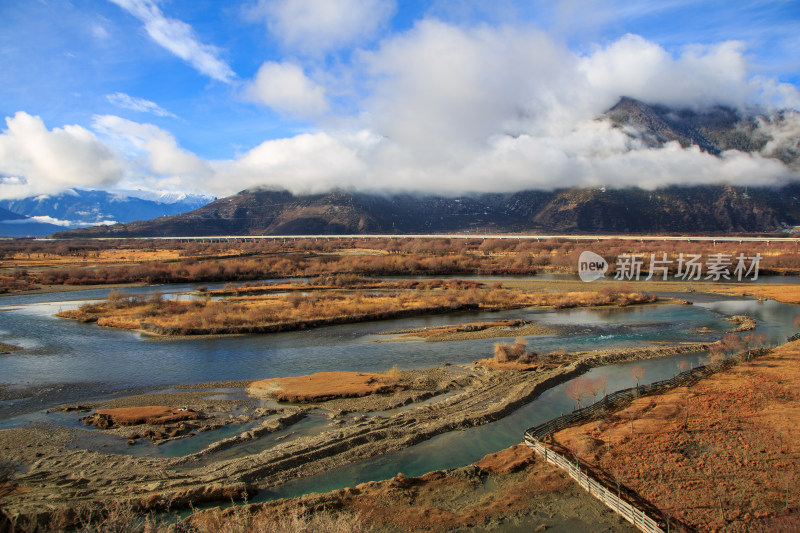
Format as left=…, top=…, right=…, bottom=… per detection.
left=525, top=437, right=665, bottom=532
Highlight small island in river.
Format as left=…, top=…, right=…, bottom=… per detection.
left=55, top=278, right=658, bottom=336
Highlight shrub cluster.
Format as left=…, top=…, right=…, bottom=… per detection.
left=493, top=337, right=537, bottom=364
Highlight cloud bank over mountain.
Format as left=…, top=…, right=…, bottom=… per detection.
left=1, top=14, right=799, bottom=200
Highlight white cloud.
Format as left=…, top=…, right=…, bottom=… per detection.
left=246, top=62, right=328, bottom=117
left=579, top=35, right=757, bottom=110
left=91, top=22, right=111, bottom=41
left=216, top=131, right=373, bottom=195
left=340, top=22, right=798, bottom=193
left=93, top=115, right=214, bottom=187
left=249, top=0, right=396, bottom=55
left=106, top=92, right=178, bottom=118
left=758, top=110, right=800, bottom=170
left=109, top=0, right=235, bottom=82
left=359, top=21, right=577, bottom=160
left=27, top=216, right=85, bottom=227
left=0, top=112, right=125, bottom=200
left=3, top=23, right=799, bottom=200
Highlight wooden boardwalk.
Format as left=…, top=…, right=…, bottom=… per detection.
left=522, top=354, right=768, bottom=533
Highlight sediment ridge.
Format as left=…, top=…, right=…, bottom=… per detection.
left=0, top=342, right=708, bottom=526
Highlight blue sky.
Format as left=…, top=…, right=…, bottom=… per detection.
left=0, top=0, right=798, bottom=199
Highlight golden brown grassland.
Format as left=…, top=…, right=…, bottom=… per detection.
left=56, top=281, right=656, bottom=335
left=2, top=236, right=798, bottom=293
left=551, top=340, right=800, bottom=532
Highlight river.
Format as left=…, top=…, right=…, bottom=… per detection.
left=1, top=280, right=799, bottom=500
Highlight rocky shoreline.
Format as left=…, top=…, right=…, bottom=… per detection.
left=0, top=342, right=708, bottom=527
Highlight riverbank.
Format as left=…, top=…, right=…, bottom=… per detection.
left=0, top=342, right=707, bottom=527
left=247, top=370, right=406, bottom=402
left=550, top=339, right=800, bottom=531
left=182, top=445, right=636, bottom=532
left=706, top=283, right=800, bottom=304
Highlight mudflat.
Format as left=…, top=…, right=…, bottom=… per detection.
left=0, top=342, right=706, bottom=528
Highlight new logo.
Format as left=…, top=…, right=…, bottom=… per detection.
left=578, top=251, right=608, bottom=282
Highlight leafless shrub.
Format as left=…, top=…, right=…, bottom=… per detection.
left=493, top=337, right=531, bottom=363
left=383, top=365, right=402, bottom=381
left=493, top=342, right=511, bottom=363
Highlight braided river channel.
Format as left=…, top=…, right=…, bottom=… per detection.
left=1, top=279, right=799, bottom=501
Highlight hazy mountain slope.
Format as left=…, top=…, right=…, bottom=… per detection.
left=0, top=207, right=25, bottom=222
left=526, top=186, right=799, bottom=233
left=0, top=207, right=65, bottom=237
left=0, top=189, right=213, bottom=226
left=604, top=96, right=795, bottom=166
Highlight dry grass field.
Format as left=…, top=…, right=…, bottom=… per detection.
left=551, top=341, right=800, bottom=531
left=2, top=236, right=799, bottom=293
left=706, top=284, right=800, bottom=304
left=56, top=282, right=656, bottom=336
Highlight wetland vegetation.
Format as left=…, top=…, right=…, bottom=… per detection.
left=1, top=236, right=800, bottom=531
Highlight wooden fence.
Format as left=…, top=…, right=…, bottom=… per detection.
left=523, top=349, right=770, bottom=533
left=524, top=438, right=665, bottom=533
left=524, top=364, right=711, bottom=441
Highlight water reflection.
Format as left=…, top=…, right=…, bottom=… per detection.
left=256, top=350, right=710, bottom=501
left=2, top=281, right=800, bottom=504
left=1, top=288, right=798, bottom=417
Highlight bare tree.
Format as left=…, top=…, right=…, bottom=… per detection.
left=566, top=378, right=587, bottom=410
left=722, top=333, right=743, bottom=357
left=742, top=333, right=768, bottom=361
left=586, top=377, right=602, bottom=404
left=661, top=496, right=676, bottom=533
left=779, top=471, right=795, bottom=510
left=626, top=406, right=641, bottom=435
left=708, top=341, right=726, bottom=369
left=631, top=365, right=646, bottom=392
left=610, top=465, right=626, bottom=508
left=597, top=375, right=607, bottom=399
left=715, top=483, right=726, bottom=523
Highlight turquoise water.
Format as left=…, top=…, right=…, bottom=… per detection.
left=0, top=284, right=797, bottom=418
left=255, top=351, right=711, bottom=501
left=2, top=281, right=800, bottom=500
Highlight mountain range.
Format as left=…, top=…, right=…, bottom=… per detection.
left=52, top=183, right=800, bottom=237
left=0, top=190, right=213, bottom=237
left=39, top=97, right=800, bottom=237
left=606, top=97, right=798, bottom=167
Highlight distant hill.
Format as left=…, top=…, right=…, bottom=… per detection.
left=54, top=97, right=800, bottom=238
left=0, top=189, right=213, bottom=228
left=0, top=207, right=65, bottom=237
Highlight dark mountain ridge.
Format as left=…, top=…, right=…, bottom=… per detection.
left=54, top=97, right=800, bottom=237
left=55, top=183, right=800, bottom=237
